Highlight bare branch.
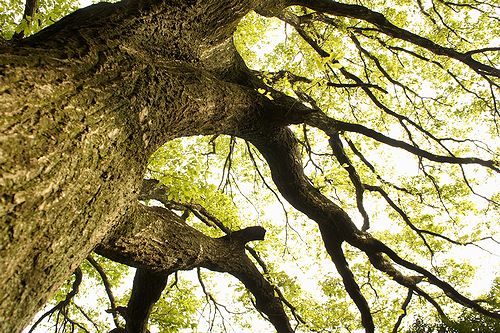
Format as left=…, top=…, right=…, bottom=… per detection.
left=74, top=304, right=100, bottom=332
left=245, top=142, right=290, bottom=226
left=363, top=184, right=435, bottom=256
left=28, top=268, right=83, bottom=333
left=86, top=255, right=121, bottom=329
left=219, top=136, right=237, bottom=191
left=305, top=111, right=499, bottom=172
left=391, top=288, right=413, bottom=333
left=465, top=48, right=500, bottom=56
left=328, top=132, right=370, bottom=231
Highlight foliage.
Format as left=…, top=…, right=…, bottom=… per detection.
left=14, top=0, right=499, bottom=332
left=0, top=0, right=80, bottom=39
left=406, top=313, right=500, bottom=333
left=149, top=277, right=203, bottom=332
left=406, top=278, right=500, bottom=332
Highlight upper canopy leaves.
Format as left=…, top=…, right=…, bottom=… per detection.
left=3, top=0, right=498, bottom=332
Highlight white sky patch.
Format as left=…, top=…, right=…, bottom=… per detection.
left=78, top=0, right=93, bottom=7
left=450, top=239, right=500, bottom=297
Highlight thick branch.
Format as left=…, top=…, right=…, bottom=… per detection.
left=246, top=128, right=376, bottom=331
left=245, top=126, right=499, bottom=328
left=12, top=0, right=39, bottom=40
left=97, top=203, right=294, bottom=333
left=125, top=269, right=168, bottom=333
left=140, top=180, right=309, bottom=329
left=320, top=236, right=375, bottom=332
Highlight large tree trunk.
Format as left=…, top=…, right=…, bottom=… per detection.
left=0, top=1, right=288, bottom=331
left=3, top=1, right=497, bottom=332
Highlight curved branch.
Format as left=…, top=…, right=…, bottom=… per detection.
left=139, top=179, right=310, bottom=329
left=245, top=126, right=499, bottom=327
left=329, top=132, right=370, bottom=231
left=247, top=127, right=377, bottom=331
left=97, top=203, right=294, bottom=333
left=28, top=268, right=83, bottom=333
left=141, top=180, right=312, bottom=329
left=286, top=0, right=500, bottom=77
left=391, top=288, right=413, bottom=333
left=305, top=111, right=499, bottom=172
left=86, top=255, right=121, bottom=329
left=277, top=15, right=498, bottom=168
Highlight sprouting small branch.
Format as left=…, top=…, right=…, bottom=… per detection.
left=28, top=268, right=83, bottom=333
left=391, top=289, right=413, bottom=333
left=218, top=136, right=237, bottom=192
left=74, top=304, right=99, bottom=332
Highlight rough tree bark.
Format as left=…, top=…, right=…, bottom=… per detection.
left=1, top=0, right=498, bottom=332
left=0, top=1, right=307, bottom=331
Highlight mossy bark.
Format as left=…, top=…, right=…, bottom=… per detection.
left=0, top=1, right=270, bottom=331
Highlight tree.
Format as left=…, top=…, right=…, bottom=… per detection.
left=1, top=0, right=499, bottom=332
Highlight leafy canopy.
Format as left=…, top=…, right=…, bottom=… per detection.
left=10, top=0, right=499, bottom=332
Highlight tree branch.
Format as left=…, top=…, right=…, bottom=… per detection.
left=277, top=13, right=498, bottom=163
left=28, top=268, right=83, bottom=333
left=320, top=236, right=375, bottom=332
left=391, top=288, right=413, bottom=333
left=86, top=255, right=122, bottom=329
left=245, top=126, right=499, bottom=330
left=328, top=132, right=370, bottom=231
left=305, top=111, right=499, bottom=172
left=125, top=269, right=168, bottom=333
left=286, top=0, right=500, bottom=77
left=97, top=203, right=295, bottom=333
left=139, top=179, right=312, bottom=329
left=12, top=0, right=39, bottom=40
